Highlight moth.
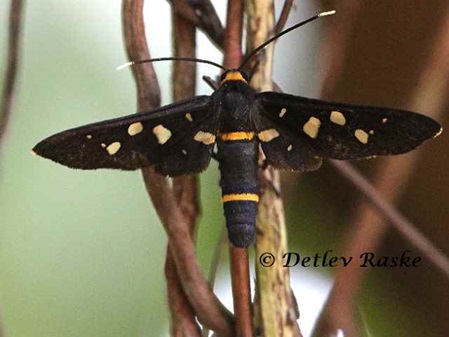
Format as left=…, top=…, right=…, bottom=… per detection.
left=33, top=11, right=442, bottom=247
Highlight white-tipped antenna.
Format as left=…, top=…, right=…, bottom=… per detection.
left=239, top=10, right=337, bottom=70
left=116, top=57, right=227, bottom=71
left=318, top=10, right=336, bottom=18
left=116, top=61, right=134, bottom=71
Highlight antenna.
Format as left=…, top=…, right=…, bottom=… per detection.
left=239, top=10, right=336, bottom=71
left=117, top=57, right=227, bottom=72
left=117, top=10, right=336, bottom=75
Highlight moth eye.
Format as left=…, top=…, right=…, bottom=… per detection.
left=220, top=72, right=228, bottom=82
left=241, top=71, right=250, bottom=82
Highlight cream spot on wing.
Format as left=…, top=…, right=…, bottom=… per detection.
left=330, top=110, right=346, bottom=126
left=152, top=124, right=172, bottom=144
left=279, top=108, right=287, bottom=118
left=354, top=129, right=369, bottom=144
left=86, top=135, right=92, bottom=139
left=287, top=144, right=293, bottom=152
left=303, top=117, right=321, bottom=139
left=369, top=130, right=375, bottom=135
left=194, top=131, right=216, bottom=145
left=185, top=113, right=193, bottom=122
left=382, top=118, right=388, bottom=124
left=182, top=149, right=188, bottom=155
left=106, top=142, right=121, bottom=155
left=128, top=122, right=143, bottom=136
left=258, top=129, right=280, bottom=142
left=101, top=143, right=106, bottom=148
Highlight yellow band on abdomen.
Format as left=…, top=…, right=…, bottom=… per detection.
left=222, top=193, right=259, bottom=203
left=220, top=132, right=255, bottom=141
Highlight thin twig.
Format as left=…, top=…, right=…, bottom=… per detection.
left=222, top=0, right=243, bottom=68
left=202, top=229, right=228, bottom=337
left=274, top=0, right=293, bottom=35
left=222, top=1, right=253, bottom=337
left=165, top=254, right=202, bottom=337
left=330, top=160, right=449, bottom=277
left=170, top=0, right=224, bottom=47
left=1, top=0, right=25, bottom=146
left=165, top=8, right=203, bottom=337
left=122, top=1, right=234, bottom=335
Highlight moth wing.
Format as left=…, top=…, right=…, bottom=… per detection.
left=33, top=96, right=220, bottom=176
left=255, top=92, right=441, bottom=171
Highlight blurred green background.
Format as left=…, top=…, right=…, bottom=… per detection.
left=1, top=1, right=448, bottom=337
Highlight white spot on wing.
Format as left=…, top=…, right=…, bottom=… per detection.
left=106, top=142, right=121, bottom=155
left=194, top=131, right=216, bottom=145
left=152, top=124, right=172, bottom=144
left=258, top=129, right=280, bottom=142
left=86, top=135, right=92, bottom=139
left=382, top=118, right=388, bottom=124
left=330, top=111, right=346, bottom=126
left=303, top=117, right=321, bottom=139
left=128, top=122, right=143, bottom=136
left=185, top=113, right=193, bottom=122
left=369, top=130, right=375, bottom=135
left=287, top=144, right=293, bottom=151
left=101, top=143, right=106, bottom=148
left=354, top=129, right=369, bottom=144
left=279, top=108, right=287, bottom=118
left=182, top=149, right=188, bottom=155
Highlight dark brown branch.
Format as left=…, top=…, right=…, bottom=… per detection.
left=142, top=172, right=233, bottom=336
left=1, top=0, right=25, bottom=146
left=165, top=9, right=202, bottom=337
left=122, top=0, right=161, bottom=109
left=170, top=0, right=224, bottom=47
left=222, top=2, right=253, bottom=337
left=230, top=247, right=252, bottom=337
left=222, top=0, right=244, bottom=68
left=165, top=254, right=202, bottom=337
left=122, top=1, right=234, bottom=335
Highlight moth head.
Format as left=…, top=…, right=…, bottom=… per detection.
left=220, top=70, right=249, bottom=85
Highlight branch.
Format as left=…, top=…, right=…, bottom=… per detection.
left=313, top=5, right=449, bottom=337
left=329, top=160, right=449, bottom=277
left=165, top=8, right=202, bottom=337
left=170, top=0, right=224, bottom=47
left=121, top=1, right=233, bottom=335
left=246, top=1, right=302, bottom=336
left=274, top=0, right=293, bottom=34
left=222, top=2, right=253, bottom=337
left=1, top=0, right=25, bottom=146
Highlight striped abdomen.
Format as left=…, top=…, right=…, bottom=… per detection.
left=217, top=132, right=259, bottom=247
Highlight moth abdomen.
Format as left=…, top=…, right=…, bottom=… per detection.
left=218, top=133, right=259, bottom=247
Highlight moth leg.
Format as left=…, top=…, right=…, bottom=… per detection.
left=202, top=76, right=219, bottom=90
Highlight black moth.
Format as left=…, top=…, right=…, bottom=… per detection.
left=33, top=12, right=442, bottom=247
